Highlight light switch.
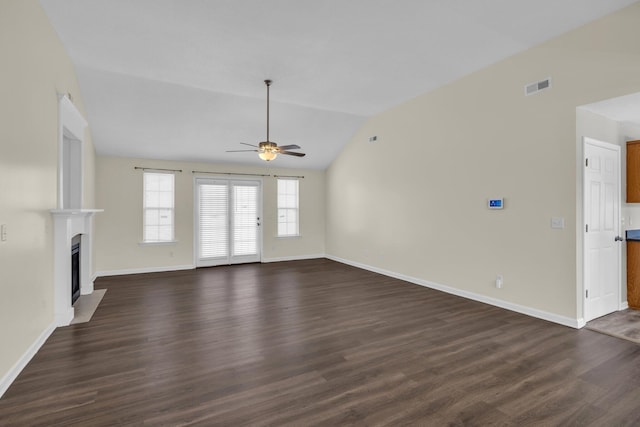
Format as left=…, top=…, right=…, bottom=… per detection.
left=1, top=224, right=6, bottom=241
left=551, top=217, right=565, bottom=229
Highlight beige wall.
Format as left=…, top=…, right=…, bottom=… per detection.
left=0, top=1, right=95, bottom=385
left=95, top=156, right=325, bottom=273
left=326, top=3, right=640, bottom=323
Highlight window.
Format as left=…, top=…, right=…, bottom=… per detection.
left=143, top=172, right=175, bottom=242
left=277, top=179, right=299, bottom=236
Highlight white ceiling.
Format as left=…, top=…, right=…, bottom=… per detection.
left=580, top=92, right=640, bottom=127
left=39, top=0, right=639, bottom=169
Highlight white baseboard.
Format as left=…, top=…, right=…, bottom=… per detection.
left=96, top=257, right=328, bottom=276
left=55, top=308, right=74, bottom=327
left=621, top=301, right=629, bottom=310
left=262, top=254, right=325, bottom=263
left=95, top=264, right=195, bottom=278
left=327, top=255, right=582, bottom=329
left=0, top=321, right=56, bottom=399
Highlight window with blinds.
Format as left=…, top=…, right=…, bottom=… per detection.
left=277, top=179, right=299, bottom=237
left=198, top=183, right=228, bottom=258
left=143, top=172, right=175, bottom=242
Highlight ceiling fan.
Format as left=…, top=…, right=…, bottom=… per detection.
left=227, top=80, right=306, bottom=161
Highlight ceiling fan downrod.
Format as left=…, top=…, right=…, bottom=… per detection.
left=265, top=79, right=271, bottom=143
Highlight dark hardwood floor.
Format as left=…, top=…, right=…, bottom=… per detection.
left=2, top=259, right=640, bottom=426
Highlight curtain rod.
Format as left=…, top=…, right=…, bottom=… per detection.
left=134, top=167, right=182, bottom=173
left=192, top=170, right=271, bottom=177
left=273, top=175, right=304, bottom=179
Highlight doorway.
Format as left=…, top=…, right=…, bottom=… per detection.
left=195, top=177, right=262, bottom=267
left=583, top=137, right=621, bottom=321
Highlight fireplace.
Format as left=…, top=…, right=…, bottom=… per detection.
left=71, top=235, right=81, bottom=305
left=51, top=209, right=102, bottom=325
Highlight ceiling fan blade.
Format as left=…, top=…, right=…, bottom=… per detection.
left=240, top=142, right=258, bottom=148
left=277, top=144, right=301, bottom=151
left=280, top=151, right=306, bottom=157
left=226, top=149, right=258, bottom=152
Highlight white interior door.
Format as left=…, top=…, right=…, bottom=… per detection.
left=584, top=137, right=621, bottom=321
left=196, top=178, right=261, bottom=267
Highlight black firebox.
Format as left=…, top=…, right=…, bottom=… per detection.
left=71, top=235, right=80, bottom=305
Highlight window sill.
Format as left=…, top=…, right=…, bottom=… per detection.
left=138, top=240, right=178, bottom=246
left=276, top=234, right=301, bottom=239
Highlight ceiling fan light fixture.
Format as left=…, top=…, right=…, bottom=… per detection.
left=258, top=150, right=277, bottom=161
left=258, top=141, right=278, bottom=161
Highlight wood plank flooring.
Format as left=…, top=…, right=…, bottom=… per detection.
left=2, top=259, right=640, bottom=426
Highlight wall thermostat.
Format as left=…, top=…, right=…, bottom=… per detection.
left=488, top=198, right=504, bottom=209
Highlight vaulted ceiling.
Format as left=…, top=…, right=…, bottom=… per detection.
left=40, top=0, right=639, bottom=169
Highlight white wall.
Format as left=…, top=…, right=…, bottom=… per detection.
left=95, top=156, right=325, bottom=274
left=0, top=0, right=95, bottom=392
left=326, top=2, right=640, bottom=325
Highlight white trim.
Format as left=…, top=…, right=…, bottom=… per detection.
left=138, top=240, right=179, bottom=246
left=50, top=209, right=103, bottom=215
left=327, top=255, right=583, bottom=329
left=0, top=321, right=56, bottom=398
left=262, top=254, right=325, bottom=263
left=621, top=301, right=629, bottom=310
left=95, top=264, right=195, bottom=277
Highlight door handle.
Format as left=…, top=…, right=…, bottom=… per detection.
left=615, top=236, right=624, bottom=242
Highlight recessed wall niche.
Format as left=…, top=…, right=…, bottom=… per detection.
left=58, top=94, right=85, bottom=210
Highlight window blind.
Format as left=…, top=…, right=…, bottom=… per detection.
left=143, top=172, right=174, bottom=242
left=277, top=179, right=299, bottom=236
left=199, top=183, right=228, bottom=258
left=233, top=184, right=258, bottom=256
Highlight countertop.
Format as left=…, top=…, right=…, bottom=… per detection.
left=626, top=229, right=640, bottom=241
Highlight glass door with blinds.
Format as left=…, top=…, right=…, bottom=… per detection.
left=195, top=178, right=261, bottom=267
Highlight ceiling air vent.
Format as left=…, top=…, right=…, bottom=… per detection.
left=525, top=77, right=551, bottom=96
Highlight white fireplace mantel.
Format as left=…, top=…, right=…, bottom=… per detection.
left=50, top=209, right=103, bottom=326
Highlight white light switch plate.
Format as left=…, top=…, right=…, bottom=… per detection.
left=551, top=217, right=565, bottom=229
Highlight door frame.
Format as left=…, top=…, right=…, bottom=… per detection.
left=193, top=175, right=264, bottom=267
left=582, top=137, right=622, bottom=322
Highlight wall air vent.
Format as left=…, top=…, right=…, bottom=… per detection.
left=525, top=77, right=551, bottom=96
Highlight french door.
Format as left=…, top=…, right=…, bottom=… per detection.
left=195, top=178, right=261, bottom=267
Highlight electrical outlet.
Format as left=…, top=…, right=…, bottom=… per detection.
left=0, top=224, right=6, bottom=242
left=496, top=275, right=503, bottom=289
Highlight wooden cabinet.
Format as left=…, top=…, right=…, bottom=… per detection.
left=627, top=241, right=640, bottom=309
left=626, top=140, right=640, bottom=202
